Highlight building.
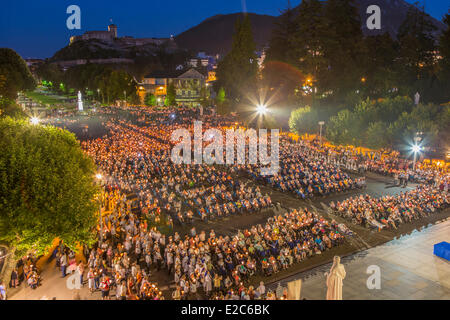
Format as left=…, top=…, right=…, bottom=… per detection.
left=70, top=24, right=117, bottom=44
left=69, top=24, right=173, bottom=48
left=140, top=68, right=207, bottom=107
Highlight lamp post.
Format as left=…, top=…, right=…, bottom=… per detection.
left=318, top=121, right=325, bottom=146
left=412, top=134, right=422, bottom=171
left=95, top=173, right=103, bottom=246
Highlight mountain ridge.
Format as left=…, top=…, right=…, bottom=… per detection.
left=174, top=0, right=446, bottom=55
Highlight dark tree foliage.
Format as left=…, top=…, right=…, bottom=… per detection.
left=263, top=1, right=449, bottom=108
left=438, top=11, right=450, bottom=102
left=38, top=63, right=138, bottom=104
left=265, top=2, right=298, bottom=64
left=321, top=0, right=364, bottom=103
left=396, top=4, right=438, bottom=94
left=165, top=83, right=176, bottom=106
left=144, top=92, right=157, bottom=106
left=361, top=33, right=398, bottom=98
left=0, top=48, right=36, bottom=99
left=215, top=15, right=258, bottom=110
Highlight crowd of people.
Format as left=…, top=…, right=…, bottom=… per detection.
left=81, top=106, right=448, bottom=300
left=8, top=105, right=447, bottom=301
left=330, top=185, right=449, bottom=230
left=166, top=207, right=349, bottom=299
left=244, top=138, right=366, bottom=199
left=78, top=107, right=353, bottom=299
left=82, top=109, right=275, bottom=228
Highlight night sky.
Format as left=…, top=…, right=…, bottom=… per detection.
left=0, top=0, right=448, bottom=59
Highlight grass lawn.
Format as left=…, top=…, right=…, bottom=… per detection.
left=25, top=91, right=64, bottom=105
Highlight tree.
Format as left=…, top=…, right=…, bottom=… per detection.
left=165, top=83, right=176, bottom=106
left=265, top=1, right=297, bottom=64
left=0, top=48, right=36, bottom=99
left=322, top=0, right=364, bottom=103
left=0, top=97, right=26, bottom=119
left=291, top=0, right=328, bottom=91
left=288, top=106, right=320, bottom=135
left=438, top=10, right=450, bottom=102
left=396, top=4, right=438, bottom=94
left=215, top=15, right=258, bottom=109
left=326, top=109, right=362, bottom=146
left=144, top=93, right=157, bottom=106
left=0, top=118, right=99, bottom=258
left=216, top=87, right=226, bottom=105
left=366, top=121, right=389, bottom=149
left=361, top=33, right=398, bottom=98
left=199, top=86, right=210, bottom=107
left=62, top=64, right=137, bottom=104
left=35, top=62, right=64, bottom=89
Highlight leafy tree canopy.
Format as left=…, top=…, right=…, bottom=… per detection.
left=0, top=118, right=99, bottom=256
left=0, top=48, right=36, bottom=99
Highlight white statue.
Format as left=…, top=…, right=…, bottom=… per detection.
left=325, top=256, right=346, bottom=300
left=414, top=92, right=420, bottom=105
left=77, top=91, right=83, bottom=111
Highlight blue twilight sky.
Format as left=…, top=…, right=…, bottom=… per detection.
left=0, top=0, right=448, bottom=59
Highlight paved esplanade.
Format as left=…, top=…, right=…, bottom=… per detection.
left=270, top=219, right=450, bottom=300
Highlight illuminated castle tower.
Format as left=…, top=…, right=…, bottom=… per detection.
left=108, top=24, right=118, bottom=38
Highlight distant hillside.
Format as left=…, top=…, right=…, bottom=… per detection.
left=353, top=0, right=445, bottom=38
left=175, top=0, right=446, bottom=55
left=174, top=13, right=277, bottom=55
left=50, top=39, right=182, bottom=61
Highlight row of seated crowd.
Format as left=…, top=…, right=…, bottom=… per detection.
left=243, top=139, right=367, bottom=199
left=296, top=141, right=450, bottom=231
left=330, top=184, right=449, bottom=230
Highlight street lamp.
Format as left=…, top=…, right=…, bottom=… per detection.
left=412, top=135, right=422, bottom=171
left=412, top=144, right=421, bottom=171
left=318, top=121, right=325, bottom=145
left=30, top=117, right=39, bottom=125
left=95, top=173, right=103, bottom=246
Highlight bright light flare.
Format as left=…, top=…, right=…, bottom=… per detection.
left=256, top=104, right=267, bottom=115
left=412, top=145, right=421, bottom=153
left=30, top=117, right=39, bottom=125
left=96, top=173, right=103, bottom=180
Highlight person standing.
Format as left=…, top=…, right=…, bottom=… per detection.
left=10, top=268, right=19, bottom=288
left=60, top=251, right=68, bottom=278
left=166, top=251, right=173, bottom=275
left=77, top=262, right=85, bottom=287
left=204, top=272, right=212, bottom=297
left=116, top=280, right=127, bottom=300
left=172, top=285, right=182, bottom=300
left=87, top=268, right=95, bottom=293
left=100, top=276, right=112, bottom=300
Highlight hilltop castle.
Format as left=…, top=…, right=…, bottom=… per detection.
left=69, top=24, right=173, bottom=47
